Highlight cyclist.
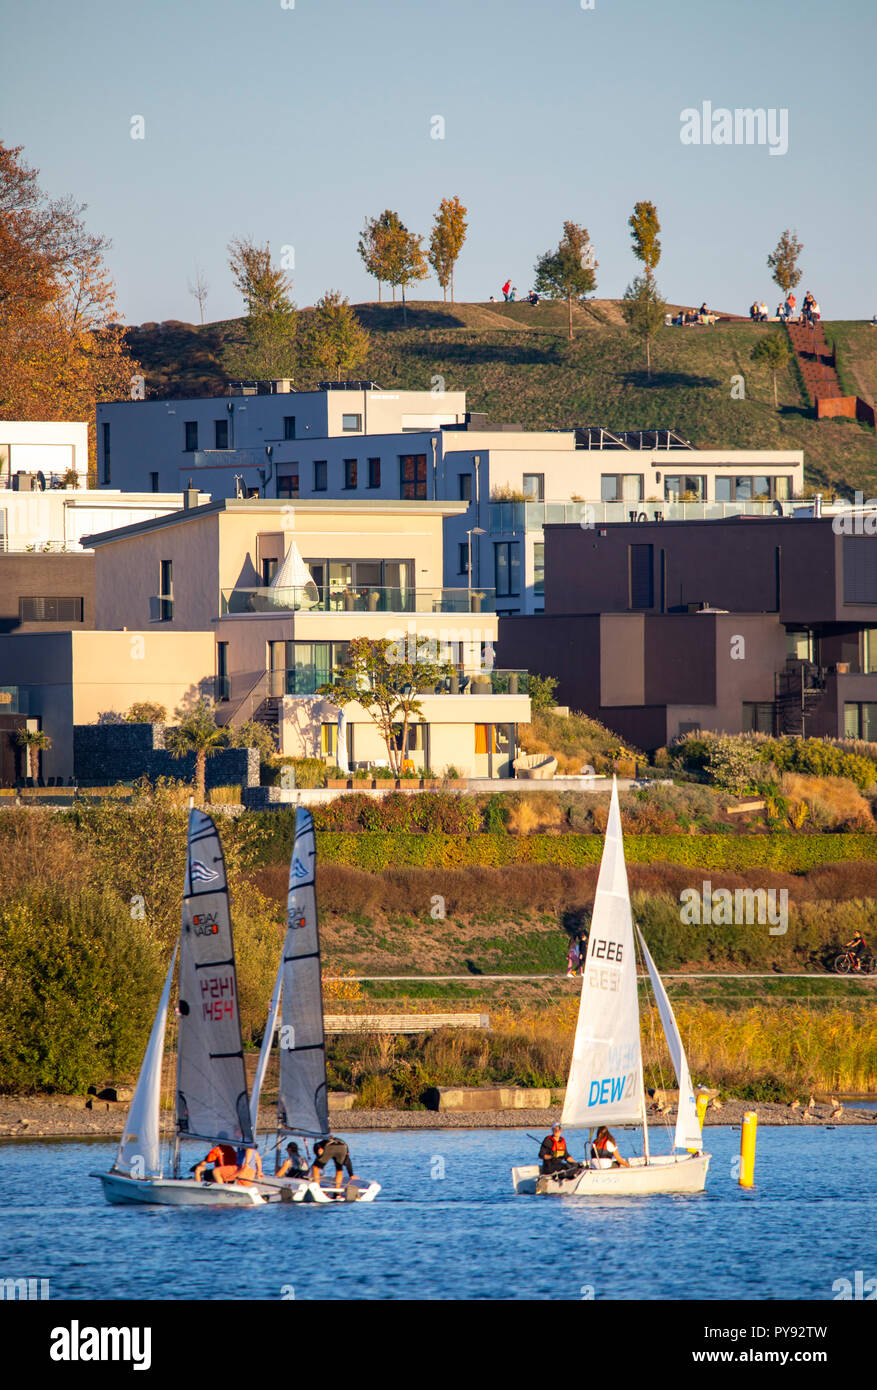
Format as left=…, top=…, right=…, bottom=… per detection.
left=844, top=931, right=868, bottom=971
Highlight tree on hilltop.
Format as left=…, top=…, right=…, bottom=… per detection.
left=751, top=332, right=792, bottom=408
left=533, top=221, right=597, bottom=340
left=428, top=196, right=468, bottom=303
left=306, top=290, right=371, bottom=381
left=767, top=230, right=804, bottom=296
left=621, top=274, right=667, bottom=380
left=226, top=236, right=296, bottom=379
left=628, top=200, right=662, bottom=284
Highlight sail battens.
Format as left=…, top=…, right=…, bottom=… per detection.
left=175, top=809, right=254, bottom=1147
left=561, top=779, right=644, bottom=1130
left=276, top=809, right=330, bottom=1140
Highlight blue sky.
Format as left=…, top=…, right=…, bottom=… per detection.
left=2, top=0, right=875, bottom=322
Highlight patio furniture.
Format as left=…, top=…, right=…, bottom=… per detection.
left=513, top=753, right=558, bottom=780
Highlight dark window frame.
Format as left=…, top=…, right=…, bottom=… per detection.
left=313, top=460, right=328, bottom=492
left=367, top=457, right=381, bottom=488
left=343, top=458, right=358, bottom=490
left=184, top=421, right=198, bottom=453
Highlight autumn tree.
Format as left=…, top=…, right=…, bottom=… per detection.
left=428, top=196, right=468, bottom=302
left=751, top=332, right=792, bottom=408
left=628, top=200, right=662, bottom=284
left=357, top=213, right=392, bottom=303
left=767, top=229, right=804, bottom=296
left=305, top=291, right=371, bottom=381
left=0, top=141, right=140, bottom=471
left=621, top=274, right=668, bottom=380
left=226, top=236, right=296, bottom=379
left=533, top=221, right=598, bottom=340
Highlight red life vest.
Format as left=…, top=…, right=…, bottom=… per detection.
left=550, top=1134, right=567, bottom=1156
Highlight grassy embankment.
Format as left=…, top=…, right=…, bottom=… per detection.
left=126, top=301, right=877, bottom=496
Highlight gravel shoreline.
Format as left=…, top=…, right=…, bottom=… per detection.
left=1, top=1095, right=874, bottom=1140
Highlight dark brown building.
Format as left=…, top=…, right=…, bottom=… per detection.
left=497, top=516, right=877, bottom=750
left=0, top=553, right=94, bottom=634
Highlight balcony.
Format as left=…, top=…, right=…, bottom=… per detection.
left=488, top=498, right=801, bottom=532
left=243, top=666, right=531, bottom=699
left=221, top=585, right=496, bottom=616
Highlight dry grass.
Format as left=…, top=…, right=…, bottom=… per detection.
left=780, top=773, right=874, bottom=830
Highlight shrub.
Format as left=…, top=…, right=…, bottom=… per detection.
left=125, top=701, right=167, bottom=724
left=528, top=673, right=559, bottom=712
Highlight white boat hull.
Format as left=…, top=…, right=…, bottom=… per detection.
left=93, top=1172, right=265, bottom=1207
left=511, top=1152, right=710, bottom=1196
left=257, top=1176, right=381, bottom=1204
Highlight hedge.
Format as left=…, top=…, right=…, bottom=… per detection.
left=314, top=832, right=877, bottom=872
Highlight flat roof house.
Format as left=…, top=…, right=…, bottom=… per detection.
left=496, top=515, right=877, bottom=751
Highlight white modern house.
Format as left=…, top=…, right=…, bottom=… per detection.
left=96, top=386, right=805, bottom=615
left=0, top=420, right=89, bottom=490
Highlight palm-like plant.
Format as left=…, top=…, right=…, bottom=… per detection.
left=15, top=727, right=52, bottom=780
left=165, top=700, right=227, bottom=803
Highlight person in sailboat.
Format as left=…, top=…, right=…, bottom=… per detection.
left=590, top=1127, right=630, bottom=1168
left=234, top=1144, right=264, bottom=1187
left=538, top=1124, right=582, bottom=1178
left=276, top=1142, right=309, bottom=1178
left=311, top=1135, right=356, bottom=1189
left=193, top=1142, right=240, bottom=1184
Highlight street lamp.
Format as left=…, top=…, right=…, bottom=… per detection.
left=467, top=526, right=486, bottom=601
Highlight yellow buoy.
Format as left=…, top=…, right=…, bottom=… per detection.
left=739, top=1110, right=757, bottom=1188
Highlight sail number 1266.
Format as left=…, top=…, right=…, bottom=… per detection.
left=591, top=939, right=623, bottom=962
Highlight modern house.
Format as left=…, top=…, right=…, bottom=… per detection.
left=0, top=497, right=530, bottom=784
left=0, top=420, right=89, bottom=490
left=496, top=514, right=877, bottom=750
left=96, top=385, right=804, bottom=616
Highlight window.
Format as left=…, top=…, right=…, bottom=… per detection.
left=845, top=703, right=877, bottom=741
left=150, top=472, right=159, bottom=493
left=313, top=460, right=327, bottom=491
left=458, top=474, right=473, bottom=502
left=495, top=541, right=521, bottom=597
left=321, top=722, right=337, bottom=756
left=184, top=422, right=198, bottom=452
left=475, top=724, right=496, bottom=754
left=261, top=557, right=278, bottom=585
left=216, top=642, right=229, bottom=702
left=601, top=474, right=644, bottom=503
left=101, top=422, right=111, bottom=484
left=214, top=419, right=229, bottom=449
left=534, top=542, right=545, bottom=597
left=458, top=542, right=469, bottom=576
left=628, top=543, right=654, bottom=609
left=367, top=458, right=381, bottom=488
left=277, top=469, right=299, bottom=499
left=715, top=475, right=785, bottom=502
left=342, top=413, right=361, bottom=432
left=400, top=454, right=427, bottom=500
left=785, top=629, right=813, bottom=662
left=864, top=629, right=877, bottom=674
left=742, top=702, right=774, bottom=734
left=283, top=416, right=296, bottom=441
left=522, top=473, right=544, bottom=501
left=19, top=596, right=84, bottom=622
left=344, top=459, right=358, bottom=489
left=159, top=560, right=173, bottom=621
left=664, top=475, right=706, bottom=501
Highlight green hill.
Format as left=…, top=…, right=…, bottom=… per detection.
left=125, top=302, right=877, bottom=495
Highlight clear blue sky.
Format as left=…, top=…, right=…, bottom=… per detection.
left=2, top=0, right=875, bottom=322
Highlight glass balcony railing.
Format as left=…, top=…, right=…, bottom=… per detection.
left=488, top=498, right=798, bottom=532
left=250, top=666, right=530, bottom=698
left=221, top=585, right=496, bottom=615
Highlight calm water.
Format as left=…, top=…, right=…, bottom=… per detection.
left=1, top=1127, right=874, bottom=1300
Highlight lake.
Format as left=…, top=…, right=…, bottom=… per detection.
left=1, top=1126, right=874, bottom=1301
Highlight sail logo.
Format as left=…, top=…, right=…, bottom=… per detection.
left=190, top=859, right=219, bottom=884
left=290, top=857, right=309, bottom=881
left=588, top=1073, right=635, bottom=1106
left=192, top=912, right=219, bottom=936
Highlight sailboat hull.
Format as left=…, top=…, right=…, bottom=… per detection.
left=512, top=1152, right=711, bottom=1196
left=93, top=1173, right=265, bottom=1207
left=256, top=1177, right=382, bottom=1204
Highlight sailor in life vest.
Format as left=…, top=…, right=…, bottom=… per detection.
left=538, top=1124, right=580, bottom=1177
left=193, top=1143, right=239, bottom=1184
left=590, top=1126, right=630, bottom=1168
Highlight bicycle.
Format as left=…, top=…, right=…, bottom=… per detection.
left=833, top=949, right=876, bottom=975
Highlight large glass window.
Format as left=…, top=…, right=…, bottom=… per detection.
left=277, top=469, right=298, bottom=499
left=523, top=473, right=544, bottom=501
left=313, top=460, right=327, bottom=491
left=845, top=703, right=877, bottom=740
left=534, top=542, right=545, bottom=596
left=785, top=629, right=813, bottom=662
left=400, top=454, right=427, bottom=499
left=214, top=419, right=229, bottom=449
left=742, top=702, right=774, bottom=733
left=664, top=475, right=706, bottom=501
left=342, top=414, right=361, bottom=432
left=864, top=629, right=877, bottom=674
left=602, top=474, right=644, bottom=503
left=495, top=541, right=521, bottom=597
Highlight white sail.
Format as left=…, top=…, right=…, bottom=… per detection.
left=336, top=708, right=349, bottom=774
left=250, top=956, right=283, bottom=1136
left=113, top=944, right=177, bottom=1177
left=277, top=808, right=329, bottom=1138
left=265, top=540, right=319, bottom=610
left=175, top=809, right=253, bottom=1145
left=562, top=778, right=643, bottom=1128
left=636, top=926, right=703, bottom=1151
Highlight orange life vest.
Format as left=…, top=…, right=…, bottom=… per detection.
left=207, top=1143, right=237, bottom=1167
left=550, top=1134, right=567, bottom=1156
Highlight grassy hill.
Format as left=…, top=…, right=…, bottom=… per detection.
left=125, top=302, right=877, bottom=495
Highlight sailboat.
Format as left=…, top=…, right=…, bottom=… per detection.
left=511, top=778, right=711, bottom=1196
left=249, top=806, right=380, bottom=1203
left=93, top=809, right=265, bottom=1206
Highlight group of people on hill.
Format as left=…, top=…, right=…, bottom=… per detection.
left=489, top=279, right=539, bottom=306
left=751, top=291, right=821, bottom=326
left=193, top=1135, right=356, bottom=1190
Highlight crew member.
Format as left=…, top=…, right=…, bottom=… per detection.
left=311, top=1135, right=356, bottom=1189
left=194, top=1142, right=239, bottom=1184
left=590, top=1126, right=630, bottom=1167
left=538, top=1123, right=580, bottom=1177
left=276, top=1142, right=308, bottom=1178
left=234, top=1144, right=264, bottom=1187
